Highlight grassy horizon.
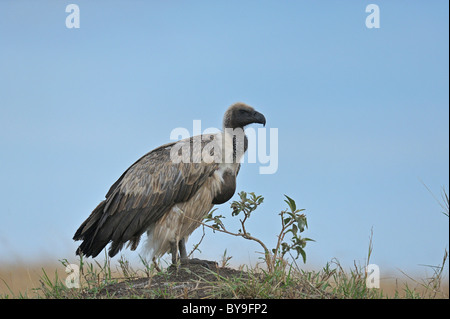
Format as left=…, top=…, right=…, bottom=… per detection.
left=2, top=189, right=447, bottom=299
left=1, top=255, right=448, bottom=299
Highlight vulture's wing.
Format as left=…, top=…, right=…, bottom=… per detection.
left=74, top=136, right=220, bottom=258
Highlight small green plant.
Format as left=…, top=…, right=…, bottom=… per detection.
left=36, top=267, right=68, bottom=298
left=274, top=195, right=314, bottom=263
left=203, top=191, right=313, bottom=273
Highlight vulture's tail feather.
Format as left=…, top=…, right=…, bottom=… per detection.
left=73, top=201, right=110, bottom=258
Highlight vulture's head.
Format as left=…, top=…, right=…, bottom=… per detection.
left=223, top=102, right=266, bottom=129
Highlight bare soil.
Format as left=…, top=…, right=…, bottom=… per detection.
left=95, top=260, right=248, bottom=299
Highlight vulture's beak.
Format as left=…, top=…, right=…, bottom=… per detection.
left=252, top=111, right=266, bottom=127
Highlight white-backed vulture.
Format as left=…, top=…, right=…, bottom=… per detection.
left=73, top=102, right=266, bottom=264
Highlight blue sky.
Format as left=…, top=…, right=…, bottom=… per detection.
left=0, top=1, right=448, bottom=279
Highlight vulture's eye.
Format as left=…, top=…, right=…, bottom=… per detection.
left=239, top=109, right=248, bottom=114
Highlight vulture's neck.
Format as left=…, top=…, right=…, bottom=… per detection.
left=222, top=125, right=248, bottom=164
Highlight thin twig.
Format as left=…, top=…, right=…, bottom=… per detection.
left=182, top=213, right=273, bottom=272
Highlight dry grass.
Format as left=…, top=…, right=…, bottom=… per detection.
left=1, top=257, right=447, bottom=299
left=2, top=189, right=447, bottom=299
left=0, top=262, right=65, bottom=297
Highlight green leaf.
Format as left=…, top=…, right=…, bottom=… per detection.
left=284, top=195, right=296, bottom=212
left=298, top=247, right=307, bottom=263
left=291, top=223, right=298, bottom=236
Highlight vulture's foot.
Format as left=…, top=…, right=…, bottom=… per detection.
left=169, top=239, right=218, bottom=269
left=180, top=258, right=218, bottom=269
left=169, top=258, right=218, bottom=270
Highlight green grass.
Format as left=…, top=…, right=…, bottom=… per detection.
left=1, top=252, right=447, bottom=299
left=2, top=189, right=447, bottom=299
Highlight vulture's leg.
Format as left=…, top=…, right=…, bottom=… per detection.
left=170, top=240, right=178, bottom=265
left=178, top=238, right=188, bottom=260
left=178, top=238, right=217, bottom=269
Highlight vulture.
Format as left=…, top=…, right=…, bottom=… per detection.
left=73, top=102, right=266, bottom=265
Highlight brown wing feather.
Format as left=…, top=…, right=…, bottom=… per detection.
left=74, top=136, right=219, bottom=258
